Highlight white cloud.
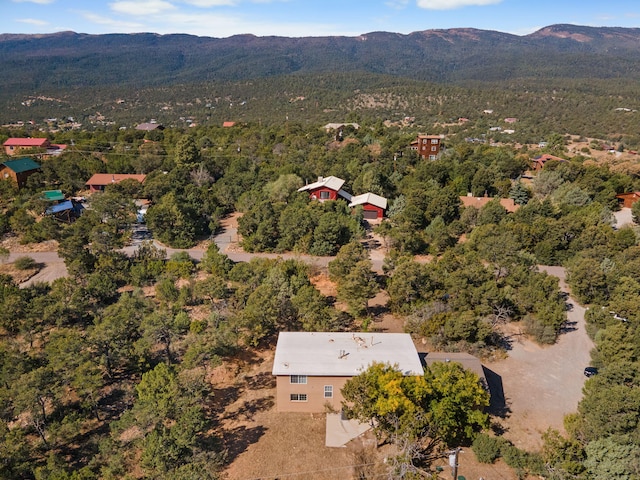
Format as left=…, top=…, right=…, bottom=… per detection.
left=109, top=0, right=177, bottom=16
left=16, top=18, right=50, bottom=25
left=11, top=0, right=55, bottom=4
left=78, top=11, right=145, bottom=30
left=181, top=0, right=238, bottom=6
left=131, top=11, right=356, bottom=37
left=417, top=0, right=502, bottom=10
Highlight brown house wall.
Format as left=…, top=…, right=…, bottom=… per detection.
left=0, top=166, right=17, bottom=184
left=616, top=194, right=640, bottom=208
left=0, top=167, right=35, bottom=188
left=275, top=375, right=350, bottom=413
left=416, top=136, right=441, bottom=159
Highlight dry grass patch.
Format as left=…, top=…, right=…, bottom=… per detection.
left=0, top=263, right=40, bottom=284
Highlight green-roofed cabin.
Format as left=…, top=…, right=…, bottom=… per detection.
left=0, top=157, right=41, bottom=188
left=42, top=189, right=65, bottom=201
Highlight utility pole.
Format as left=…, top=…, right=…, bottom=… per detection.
left=448, top=448, right=462, bottom=480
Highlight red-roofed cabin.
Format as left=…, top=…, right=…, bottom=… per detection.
left=616, top=192, right=640, bottom=208
left=4, top=138, right=51, bottom=156
left=85, top=173, right=147, bottom=192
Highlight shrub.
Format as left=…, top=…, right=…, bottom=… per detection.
left=472, top=433, right=504, bottom=463
left=13, top=256, right=37, bottom=270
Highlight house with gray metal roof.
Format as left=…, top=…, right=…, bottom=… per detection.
left=272, top=332, right=423, bottom=413
left=298, top=175, right=352, bottom=202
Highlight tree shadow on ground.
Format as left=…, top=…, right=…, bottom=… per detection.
left=210, top=385, right=242, bottom=420
left=224, top=396, right=275, bottom=422
left=245, top=371, right=276, bottom=390
left=222, top=425, right=267, bottom=463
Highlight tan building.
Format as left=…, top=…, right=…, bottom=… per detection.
left=272, top=332, right=424, bottom=413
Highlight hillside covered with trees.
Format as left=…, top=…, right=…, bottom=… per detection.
left=2, top=25, right=640, bottom=152
left=1, top=116, right=640, bottom=478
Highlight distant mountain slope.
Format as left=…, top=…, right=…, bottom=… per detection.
left=1, top=24, right=640, bottom=94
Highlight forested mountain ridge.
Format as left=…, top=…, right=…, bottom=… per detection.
left=2, top=24, right=640, bottom=92
left=3, top=24, right=640, bottom=137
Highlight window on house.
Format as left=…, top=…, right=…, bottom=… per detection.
left=324, top=385, right=333, bottom=398
left=429, top=155, right=437, bottom=160
left=431, top=146, right=437, bottom=151
left=431, top=139, right=439, bottom=144
left=319, top=191, right=330, bottom=199
left=290, top=375, right=307, bottom=384
left=422, top=139, right=427, bottom=144
left=290, top=393, right=308, bottom=402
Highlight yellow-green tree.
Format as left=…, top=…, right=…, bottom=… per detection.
left=342, top=361, right=489, bottom=475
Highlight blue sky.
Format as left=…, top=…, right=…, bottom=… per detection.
left=3, top=0, right=640, bottom=38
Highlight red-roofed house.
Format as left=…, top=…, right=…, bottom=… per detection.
left=85, top=173, right=147, bottom=192
left=460, top=195, right=519, bottom=213
left=349, top=192, right=388, bottom=220
left=616, top=192, right=640, bottom=208
left=4, top=138, right=51, bottom=156
left=298, top=176, right=352, bottom=202
left=222, top=121, right=236, bottom=128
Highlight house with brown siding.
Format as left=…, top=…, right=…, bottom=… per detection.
left=85, top=173, right=147, bottom=192
left=616, top=192, right=640, bottom=208
left=410, top=134, right=443, bottom=160
left=272, top=332, right=424, bottom=413
left=531, top=154, right=566, bottom=171
left=0, top=158, right=41, bottom=188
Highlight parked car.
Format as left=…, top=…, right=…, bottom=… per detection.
left=584, top=367, right=598, bottom=377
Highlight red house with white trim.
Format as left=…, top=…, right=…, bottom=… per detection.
left=349, top=192, right=388, bottom=219
left=298, top=176, right=352, bottom=202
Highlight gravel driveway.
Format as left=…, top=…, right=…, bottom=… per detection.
left=485, top=265, right=594, bottom=450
